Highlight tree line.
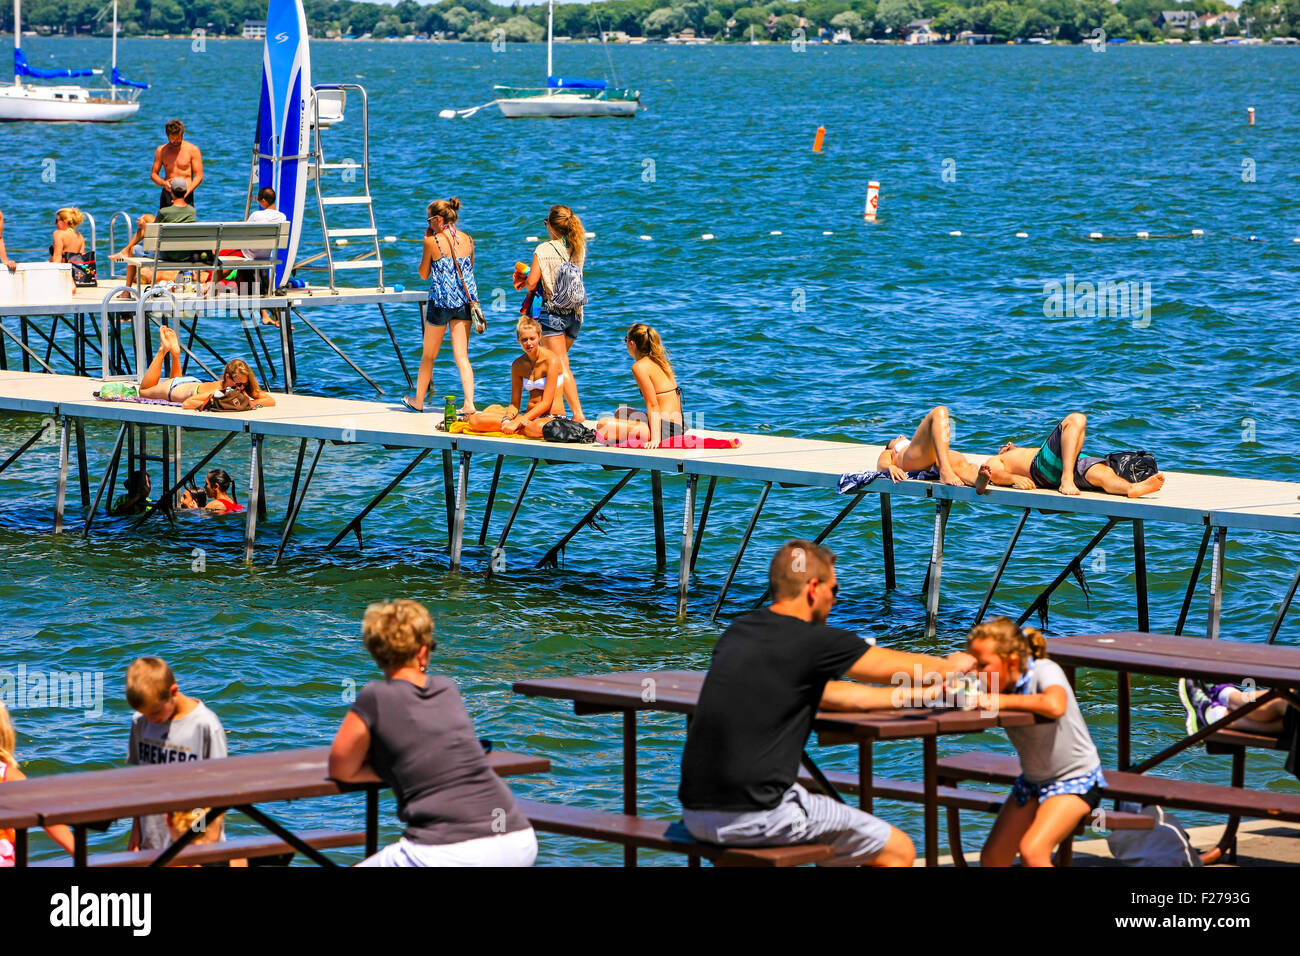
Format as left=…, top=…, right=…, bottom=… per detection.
left=8, top=0, right=1295, bottom=44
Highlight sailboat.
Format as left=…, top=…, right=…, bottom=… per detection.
left=0, top=0, right=147, bottom=122
left=493, top=0, right=638, bottom=118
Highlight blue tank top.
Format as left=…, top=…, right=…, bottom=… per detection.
left=427, top=229, right=478, bottom=308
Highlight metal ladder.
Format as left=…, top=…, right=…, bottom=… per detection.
left=302, top=83, right=385, bottom=293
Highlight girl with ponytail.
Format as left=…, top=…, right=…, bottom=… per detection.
left=595, top=323, right=685, bottom=449
left=521, top=204, right=588, bottom=420
left=966, top=616, right=1106, bottom=867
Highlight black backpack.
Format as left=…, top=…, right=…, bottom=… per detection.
left=1105, top=450, right=1159, bottom=483
left=542, top=417, right=595, bottom=444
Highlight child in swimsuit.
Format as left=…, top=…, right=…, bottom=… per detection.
left=463, top=316, right=561, bottom=439
left=595, top=324, right=685, bottom=450
left=967, top=616, right=1106, bottom=867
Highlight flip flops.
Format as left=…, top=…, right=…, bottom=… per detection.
left=401, top=397, right=425, bottom=413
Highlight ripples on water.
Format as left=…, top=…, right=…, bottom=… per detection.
left=2, top=42, right=1299, bottom=862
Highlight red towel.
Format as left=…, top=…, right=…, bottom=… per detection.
left=601, top=434, right=741, bottom=450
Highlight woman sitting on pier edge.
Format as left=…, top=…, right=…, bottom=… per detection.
left=462, top=316, right=561, bottom=439
left=595, top=323, right=685, bottom=450
left=138, top=326, right=276, bottom=410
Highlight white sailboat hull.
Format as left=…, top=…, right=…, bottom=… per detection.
left=0, top=83, right=139, bottom=122
left=497, top=93, right=637, bottom=118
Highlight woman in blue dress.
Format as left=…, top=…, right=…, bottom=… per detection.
left=404, top=197, right=482, bottom=414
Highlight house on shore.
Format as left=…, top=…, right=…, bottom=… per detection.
left=242, top=19, right=266, bottom=39
left=905, top=19, right=936, bottom=44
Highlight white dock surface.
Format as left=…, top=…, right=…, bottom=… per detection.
left=0, top=371, right=1297, bottom=534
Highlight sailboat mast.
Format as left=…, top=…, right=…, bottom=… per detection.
left=111, top=0, right=118, bottom=99
left=13, top=0, right=21, bottom=86
left=546, top=0, right=553, bottom=81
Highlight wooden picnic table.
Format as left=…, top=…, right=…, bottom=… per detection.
left=1, top=746, right=549, bottom=867
left=512, top=669, right=1035, bottom=866
left=1047, top=632, right=1300, bottom=773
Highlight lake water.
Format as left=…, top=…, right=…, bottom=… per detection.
left=2, top=39, right=1299, bottom=863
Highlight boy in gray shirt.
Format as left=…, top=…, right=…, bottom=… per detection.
left=125, top=656, right=229, bottom=852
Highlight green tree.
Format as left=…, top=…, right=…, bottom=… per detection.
left=443, top=5, right=474, bottom=32
left=1101, top=11, right=1129, bottom=36
left=831, top=9, right=866, bottom=34
left=644, top=5, right=685, bottom=32
left=703, top=9, right=727, bottom=33
left=1017, top=8, right=1054, bottom=36
left=502, top=13, right=545, bottom=39
left=875, top=0, right=921, bottom=31
left=931, top=5, right=971, bottom=34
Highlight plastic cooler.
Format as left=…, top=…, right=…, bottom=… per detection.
left=16, top=262, right=74, bottom=303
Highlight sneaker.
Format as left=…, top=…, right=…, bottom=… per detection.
left=1177, top=678, right=1213, bottom=734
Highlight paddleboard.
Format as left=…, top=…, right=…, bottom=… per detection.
left=257, top=0, right=311, bottom=288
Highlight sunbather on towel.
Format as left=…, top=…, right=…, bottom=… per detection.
left=138, top=326, right=276, bottom=410
left=975, top=413, right=1164, bottom=498
left=878, top=405, right=977, bottom=487
left=462, top=316, right=559, bottom=439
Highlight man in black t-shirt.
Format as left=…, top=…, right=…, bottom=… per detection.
left=679, top=539, right=976, bottom=866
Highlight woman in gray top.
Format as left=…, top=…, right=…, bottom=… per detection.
left=966, top=616, right=1105, bottom=868
left=328, top=599, right=536, bottom=867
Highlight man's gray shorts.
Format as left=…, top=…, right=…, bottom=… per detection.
left=682, top=782, right=893, bottom=866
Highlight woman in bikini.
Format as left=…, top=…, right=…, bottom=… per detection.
left=202, top=469, right=244, bottom=514
left=48, top=207, right=86, bottom=263
left=138, top=326, right=276, bottom=410
left=595, top=324, right=684, bottom=450
left=463, top=316, right=561, bottom=439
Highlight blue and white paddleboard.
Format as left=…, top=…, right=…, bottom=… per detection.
left=257, top=0, right=311, bottom=288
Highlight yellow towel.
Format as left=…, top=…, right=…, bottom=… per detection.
left=447, top=421, right=537, bottom=440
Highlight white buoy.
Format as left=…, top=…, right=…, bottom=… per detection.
left=1292, top=237, right=1300, bottom=243
left=1191, top=229, right=1205, bottom=236
left=638, top=234, right=652, bottom=241
left=526, top=235, right=539, bottom=243
left=1088, top=232, right=1104, bottom=239
left=948, top=230, right=962, bottom=237
left=822, top=231, right=833, bottom=236
left=335, top=238, right=349, bottom=246
left=585, top=231, right=596, bottom=238
left=700, top=233, right=715, bottom=240
left=1015, top=231, right=1028, bottom=238
left=383, top=235, right=397, bottom=243
left=1136, top=231, right=1149, bottom=239
left=864, top=181, right=880, bottom=220
left=1248, top=106, right=1255, bottom=125
left=770, top=230, right=782, bottom=236
left=438, top=109, right=455, bottom=119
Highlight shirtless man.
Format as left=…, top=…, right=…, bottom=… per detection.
left=975, top=412, right=1166, bottom=498
left=150, top=119, right=203, bottom=210
left=877, top=405, right=978, bottom=487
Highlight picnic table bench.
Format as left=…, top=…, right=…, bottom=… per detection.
left=1042, top=632, right=1300, bottom=863
left=3, top=745, right=548, bottom=867
left=124, top=220, right=289, bottom=294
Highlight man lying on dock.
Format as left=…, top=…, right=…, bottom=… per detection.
left=678, top=539, right=975, bottom=866
left=877, top=404, right=978, bottom=487
left=975, top=412, right=1165, bottom=498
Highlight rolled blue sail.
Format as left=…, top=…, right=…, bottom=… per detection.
left=14, top=49, right=94, bottom=79
left=548, top=76, right=606, bottom=90
left=112, top=66, right=149, bottom=89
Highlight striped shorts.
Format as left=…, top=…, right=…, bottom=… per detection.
left=683, top=782, right=892, bottom=866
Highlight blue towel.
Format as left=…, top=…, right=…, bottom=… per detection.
left=837, top=465, right=940, bottom=494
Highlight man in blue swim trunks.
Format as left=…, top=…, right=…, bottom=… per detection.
left=975, top=412, right=1166, bottom=498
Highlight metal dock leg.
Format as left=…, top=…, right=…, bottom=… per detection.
left=131, top=432, right=239, bottom=529
left=1017, top=517, right=1120, bottom=628
left=290, top=305, right=383, bottom=395
left=377, top=302, right=412, bottom=390
left=1207, top=526, right=1227, bottom=640
left=478, top=455, right=505, bottom=546
left=651, top=470, right=666, bottom=570
left=536, top=469, right=640, bottom=569
left=1133, top=519, right=1149, bottom=632
left=449, top=451, right=471, bottom=571
left=1266, top=560, right=1300, bottom=645
left=83, top=424, right=129, bottom=537
left=487, top=459, right=538, bottom=579
left=274, top=439, right=325, bottom=565
left=750, top=492, right=868, bottom=609
left=710, top=481, right=771, bottom=622
left=441, top=449, right=456, bottom=545
left=326, top=449, right=432, bottom=551
left=73, top=419, right=89, bottom=506
left=974, top=508, right=1030, bottom=624
left=0, top=420, right=54, bottom=476
left=880, top=493, right=897, bottom=591
left=1176, top=526, right=1213, bottom=635
left=924, top=500, right=951, bottom=640
left=243, top=435, right=263, bottom=564
left=279, top=307, right=294, bottom=393
left=689, top=476, right=717, bottom=572
left=53, top=417, right=70, bottom=534
left=678, top=474, right=697, bottom=617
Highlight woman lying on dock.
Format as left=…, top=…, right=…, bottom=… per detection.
left=138, top=326, right=276, bottom=410
left=877, top=405, right=978, bottom=487
left=462, top=316, right=561, bottom=439
left=594, top=324, right=685, bottom=450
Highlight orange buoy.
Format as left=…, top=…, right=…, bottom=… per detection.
left=812, top=126, right=825, bottom=153
left=1248, top=106, right=1255, bottom=125
left=864, top=181, right=880, bottom=220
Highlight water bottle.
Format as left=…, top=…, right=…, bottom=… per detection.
left=444, top=395, right=456, bottom=424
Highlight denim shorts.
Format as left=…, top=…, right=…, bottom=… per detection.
left=539, top=307, right=582, bottom=341
left=425, top=303, right=471, bottom=327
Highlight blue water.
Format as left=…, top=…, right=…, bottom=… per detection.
left=2, top=40, right=1299, bottom=864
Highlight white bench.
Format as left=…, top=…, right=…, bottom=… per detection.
left=126, top=220, right=290, bottom=295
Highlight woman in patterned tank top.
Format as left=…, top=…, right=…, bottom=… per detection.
left=403, top=197, right=481, bottom=414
